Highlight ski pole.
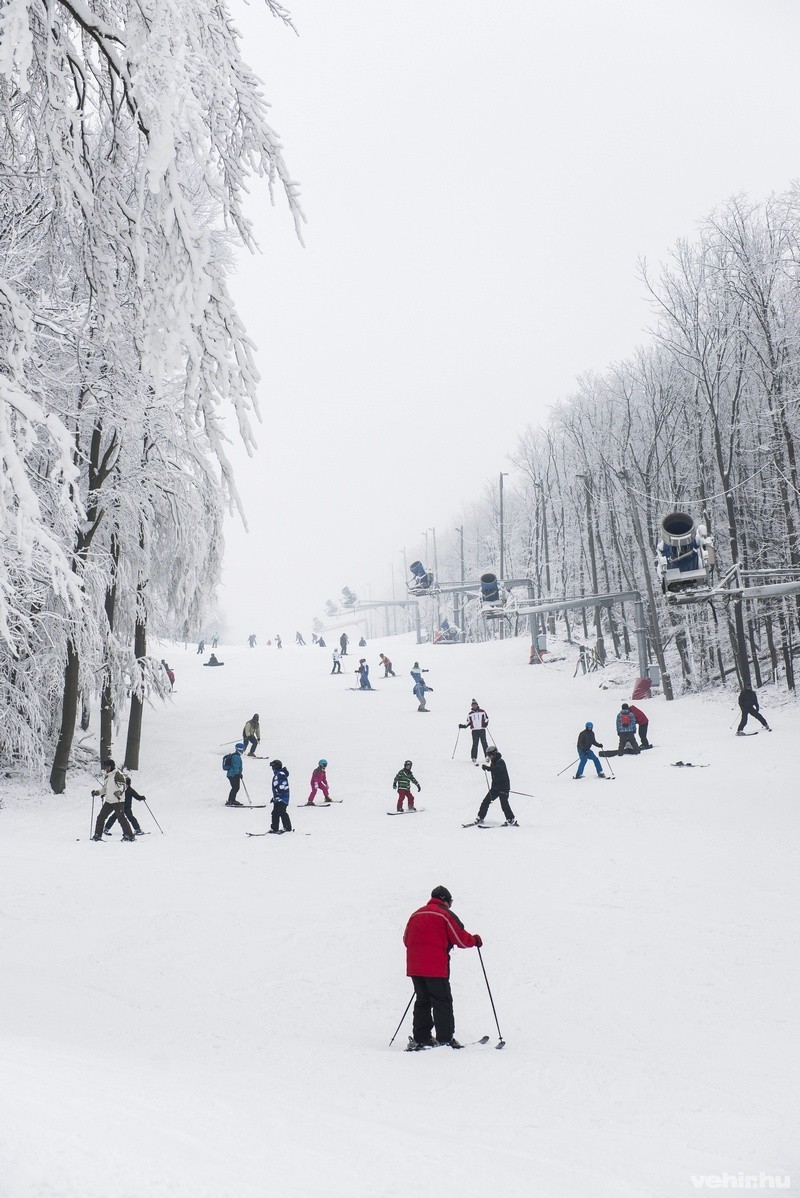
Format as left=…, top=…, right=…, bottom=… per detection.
left=90, top=792, right=95, bottom=838
left=603, top=754, right=615, bottom=780
left=241, top=778, right=253, bottom=807
left=477, top=946, right=505, bottom=1049
left=509, top=790, right=534, bottom=798
left=389, top=993, right=415, bottom=1046
left=451, top=728, right=462, bottom=759
left=144, top=799, right=165, bottom=834
left=556, top=758, right=579, bottom=777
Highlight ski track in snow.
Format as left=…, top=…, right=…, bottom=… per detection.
left=0, top=633, right=796, bottom=1198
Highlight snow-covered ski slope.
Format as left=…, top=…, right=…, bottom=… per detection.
left=0, top=634, right=796, bottom=1198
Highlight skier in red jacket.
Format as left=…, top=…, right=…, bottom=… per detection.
left=403, top=886, right=482, bottom=1049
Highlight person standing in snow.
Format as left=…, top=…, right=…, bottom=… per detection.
left=356, top=659, right=372, bottom=690
left=92, top=760, right=136, bottom=842
left=393, top=760, right=421, bottom=812
left=340, top=632, right=349, bottom=656
left=575, top=723, right=605, bottom=779
left=470, top=746, right=518, bottom=826
left=331, top=647, right=342, bottom=674
left=403, top=886, right=482, bottom=1049
left=104, top=775, right=147, bottom=835
left=295, top=631, right=306, bottom=645
left=197, top=640, right=205, bottom=655
left=248, top=634, right=257, bottom=648
left=275, top=635, right=282, bottom=649
left=269, top=760, right=293, bottom=833
left=379, top=653, right=395, bottom=678
left=628, top=703, right=650, bottom=748
left=413, top=676, right=433, bottom=712
left=616, top=703, right=640, bottom=754
left=211, top=635, right=219, bottom=649
left=225, top=743, right=245, bottom=806
left=161, top=660, right=175, bottom=690
left=242, top=714, right=261, bottom=757
left=306, top=759, right=330, bottom=805
left=459, top=699, right=489, bottom=762
left=736, top=686, right=771, bottom=734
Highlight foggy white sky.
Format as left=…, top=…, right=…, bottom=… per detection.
left=217, top=0, right=800, bottom=639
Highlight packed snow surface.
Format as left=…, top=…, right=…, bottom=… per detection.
left=0, top=634, right=796, bottom=1198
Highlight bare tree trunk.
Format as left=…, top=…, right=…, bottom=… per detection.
left=50, top=640, right=80, bottom=793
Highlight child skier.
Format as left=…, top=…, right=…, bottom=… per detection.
left=356, top=659, right=372, bottom=690
left=269, top=760, right=293, bottom=833
left=307, top=760, right=330, bottom=805
left=379, top=653, right=395, bottom=677
left=393, top=760, right=421, bottom=812
left=104, top=775, right=147, bottom=835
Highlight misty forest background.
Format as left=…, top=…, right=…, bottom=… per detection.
left=3, top=2, right=800, bottom=788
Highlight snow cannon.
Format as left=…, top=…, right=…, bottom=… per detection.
left=480, top=573, right=508, bottom=618
left=341, top=587, right=358, bottom=608
left=656, top=513, right=715, bottom=595
left=408, top=560, right=434, bottom=592
left=325, top=600, right=338, bottom=618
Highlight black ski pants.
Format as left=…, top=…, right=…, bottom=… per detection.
left=242, top=735, right=259, bottom=756
left=271, top=800, right=292, bottom=833
left=638, top=722, right=650, bottom=748
left=478, top=788, right=515, bottom=822
left=411, top=976, right=455, bottom=1044
left=737, top=704, right=768, bottom=733
left=618, top=732, right=640, bottom=754
left=227, top=775, right=242, bottom=804
left=470, top=729, right=488, bottom=760
left=95, top=801, right=134, bottom=840
left=331, top=661, right=342, bottom=674
left=104, top=794, right=141, bottom=834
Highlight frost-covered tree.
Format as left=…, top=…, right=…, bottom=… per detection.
left=0, top=0, right=303, bottom=787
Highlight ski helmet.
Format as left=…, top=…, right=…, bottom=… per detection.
left=404, top=759, right=412, bottom=767
left=585, top=722, right=593, bottom=729
left=431, top=885, right=452, bottom=904
left=270, top=759, right=283, bottom=770
left=235, top=743, right=245, bottom=751
left=318, top=759, right=328, bottom=767
left=486, top=746, right=498, bottom=756
left=621, top=703, right=630, bottom=710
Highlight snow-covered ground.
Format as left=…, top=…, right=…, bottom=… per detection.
left=0, top=633, right=796, bottom=1198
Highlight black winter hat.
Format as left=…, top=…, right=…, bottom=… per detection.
left=431, top=886, right=452, bottom=904
left=621, top=703, right=629, bottom=710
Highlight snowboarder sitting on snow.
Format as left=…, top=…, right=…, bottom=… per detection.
left=616, top=704, right=640, bottom=754
left=92, top=759, right=136, bottom=842
left=628, top=703, right=650, bottom=748
left=379, top=653, right=395, bottom=677
left=307, top=760, right=330, bottom=805
left=736, top=686, right=771, bottom=734
left=242, top=714, right=261, bottom=757
left=356, top=659, right=372, bottom=690
left=269, top=760, right=292, bottom=833
left=472, top=747, right=518, bottom=826
left=204, top=653, right=224, bottom=667
left=224, top=744, right=245, bottom=806
left=459, top=699, right=489, bottom=761
left=393, top=761, right=421, bottom=812
left=575, top=723, right=605, bottom=779
left=403, top=886, right=482, bottom=1049
left=104, top=775, right=147, bottom=835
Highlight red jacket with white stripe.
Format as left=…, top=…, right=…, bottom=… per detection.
left=403, top=899, right=479, bottom=977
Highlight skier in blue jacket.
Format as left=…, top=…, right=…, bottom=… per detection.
left=225, top=743, right=245, bottom=806
left=616, top=704, right=640, bottom=755
left=269, top=760, right=293, bottom=833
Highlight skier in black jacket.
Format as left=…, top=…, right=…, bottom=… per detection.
left=736, top=687, right=771, bottom=734
left=575, top=722, right=606, bottom=779
left=470, top=747, right=518, bottom=827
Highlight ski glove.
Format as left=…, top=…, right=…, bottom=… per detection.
left=459, top=724, right=467, bottom=729
left=91, top=790, right=99, bottom=797
left=473, top=935, right=483, bottom=948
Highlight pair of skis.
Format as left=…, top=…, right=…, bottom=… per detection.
left=405, top=1034, right=505, bottom=1052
